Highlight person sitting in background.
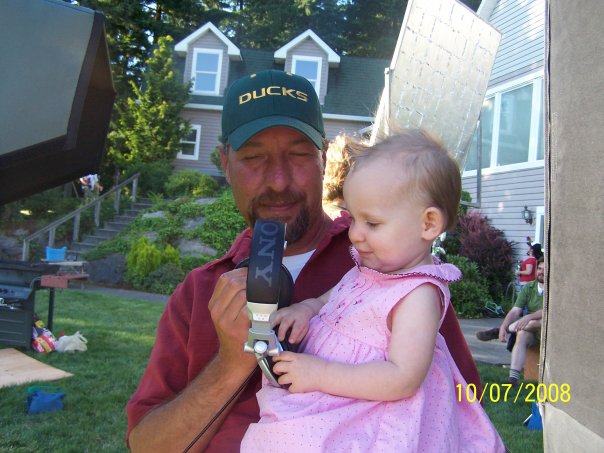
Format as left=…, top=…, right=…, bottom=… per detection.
left=321, top=134, right=365, bottom=219
left=477, top=257, right=545, bottom=385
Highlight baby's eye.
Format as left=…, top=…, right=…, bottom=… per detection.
left=366, top=221, right=379, bottom=228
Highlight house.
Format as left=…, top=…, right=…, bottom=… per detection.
left=462, top=0, right=546, bottom=256
left=173, top=22, right=388, bottom=176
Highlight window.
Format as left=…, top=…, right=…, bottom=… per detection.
left=464, top=75, right=544, bottom=173
left=177, top=124, right=201, bottom=160
left=292, top=56, right=322, bottom=94
left=192, top=49, right=222, bottom=95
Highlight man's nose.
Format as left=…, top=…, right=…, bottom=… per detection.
left=264, top=156, right=292, bottom=192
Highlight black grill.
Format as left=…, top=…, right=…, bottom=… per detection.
left=0, top=260, right=56, bottom=349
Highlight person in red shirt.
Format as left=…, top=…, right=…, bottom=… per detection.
left=515, top=242, right=543, bottom=287
left=126, top=70, right=480, bottom=452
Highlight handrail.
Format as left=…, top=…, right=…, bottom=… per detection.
left=21, top=173, right=140, bottom=261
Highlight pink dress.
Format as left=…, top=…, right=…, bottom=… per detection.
left=241, top=251, right=505, bottom=452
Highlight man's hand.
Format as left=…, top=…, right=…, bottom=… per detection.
left=498, top=325, right=509, bottom=342
left=272, top=351, right=327, bottom=393
left=514, top=315, right=532, bottom=332
left=208, top=267, right=257, bottom=370
left=271, top=302, right=318, bottom=344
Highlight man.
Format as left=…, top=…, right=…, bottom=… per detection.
left=476, top=257, right=545, bottom=385
left=127, top=70, right=480, bottom=452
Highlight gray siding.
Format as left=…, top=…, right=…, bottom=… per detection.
left=174, top=109, right=223, bottom=176
left=462, top=165, right=545, bottom=257
left=284, top=39, right=329, bottom=104
left=184, top=33, right=229, bottom=96
left=488, top=0, right=545, bottom=87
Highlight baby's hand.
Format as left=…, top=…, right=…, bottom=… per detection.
left=271, top=302, right=317, bottom=344
left=272, top=351, right=327, bottom=393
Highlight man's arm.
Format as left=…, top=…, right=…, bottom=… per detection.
left=129, top=269, right=256, bottom=452
left=511, top=309, right=543, bottom=332
left=499, top=307, right=523, bottom=341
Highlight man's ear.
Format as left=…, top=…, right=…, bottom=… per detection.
left=219, top=144, right=231, bottom=184
left=321, top=139, right=328, bottom=174
left=421, top=207, right=445, bottom=241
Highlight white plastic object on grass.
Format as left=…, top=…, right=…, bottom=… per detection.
left=55, top=331, right=88, bottom=353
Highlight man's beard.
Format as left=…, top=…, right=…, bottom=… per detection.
left=248, top=190, right=310, bottom=244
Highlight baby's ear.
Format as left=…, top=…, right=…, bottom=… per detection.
left=421, top=207, right=445, bottom=241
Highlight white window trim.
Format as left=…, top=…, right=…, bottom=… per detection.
left=462, top=71, right=545, bottom=177
left=292, top=55, right=322, bottom=95
left=177, top=124, right=201, bottom=160
left=534, top=206, right=545, bottom=245
left=191, top=49, right=222, bottom=96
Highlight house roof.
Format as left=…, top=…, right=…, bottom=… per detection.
left=274, top=29, right=340, bottom=66
left=178, top=48, right=387, bottom=118
left=174, top=22, right=241, bottom=60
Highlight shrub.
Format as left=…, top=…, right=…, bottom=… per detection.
left=197, top=191, right=247, bottom=254
left=448, top=211, right=515, bottom=301
left=447, top=255, right=491, bottom=318
left=164, top=169, right=219, bottom=198
left=161, top=244, right=180, bottom=266
left=210, top=144, right=224, bottom=175
left=123, top=160, right=173, bottom=196
left=142, top=263, right=185, bottom=295
left=180, top=255, right=214, bottom=274
left=84, top=236, right=130, bottom=261
left=126, top=237, right=161, bottom=285
left=458, top=190, right=473, bottom=217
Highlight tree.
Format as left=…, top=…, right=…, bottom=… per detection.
left=107, top=36, right=191, bottom=171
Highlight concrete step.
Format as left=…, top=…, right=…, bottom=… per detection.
left=94, top=228, right=122, bottom=239
left=103, top=220, right=131, bottom=232
left=114, top=214, right=138, bottom=223
left=80, top=235, right=109, bottom=245
left=69, top=198, right=155, bottom=256
left=124, top=208, right=145, bottom=217
left=131, top=200, right=153, bottom=211
left=70, top=241, right=98, bottom=254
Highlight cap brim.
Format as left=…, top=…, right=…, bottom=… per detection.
left=228, top=116, right=324, bottom=151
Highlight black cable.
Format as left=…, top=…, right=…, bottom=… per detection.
left=182, top=367, right=258, bottom=453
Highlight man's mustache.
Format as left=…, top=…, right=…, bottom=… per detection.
left=252, top=190, right=305, bottom=207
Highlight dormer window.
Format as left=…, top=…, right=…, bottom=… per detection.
left=292, top=56, right=322, bottom=94
left=192, top=49, right=222, bottom=95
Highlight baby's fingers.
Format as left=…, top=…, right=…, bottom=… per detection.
left=276, top=318, right=295, bottom=342
left=287, top=322, right=309, bottom=344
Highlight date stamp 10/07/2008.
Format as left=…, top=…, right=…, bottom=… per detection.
left=457, top=382, right=571, bottom=404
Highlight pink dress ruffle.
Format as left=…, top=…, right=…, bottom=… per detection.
left=241, top=250, right=505, bottom=452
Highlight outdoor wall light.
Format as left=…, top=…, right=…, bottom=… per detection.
left=522, top=205, right=533, bottom=224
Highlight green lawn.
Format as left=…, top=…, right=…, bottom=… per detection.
left=0, top=289, right=543, bottom=452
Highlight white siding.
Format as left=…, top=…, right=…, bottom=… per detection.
left=488, top=0, right=545, bottom=87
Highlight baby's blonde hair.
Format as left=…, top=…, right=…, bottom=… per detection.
left=350, top=129, right=461, bottom=232
left=323, top=134, right=366, bottom=203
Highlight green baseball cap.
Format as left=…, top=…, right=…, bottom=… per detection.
left=222, top=70, right=325, bottom=150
